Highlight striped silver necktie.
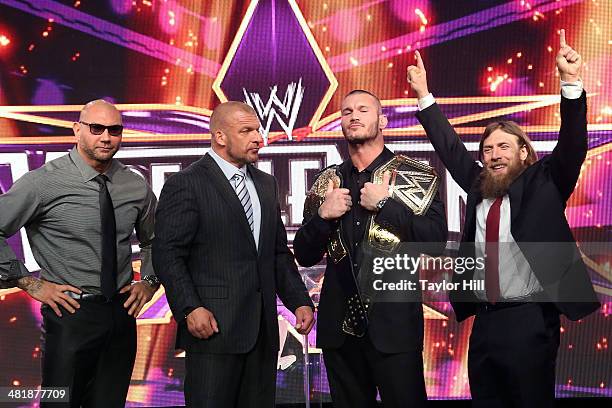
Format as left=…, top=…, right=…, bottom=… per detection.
left=232, top=172, right=254, bottom=233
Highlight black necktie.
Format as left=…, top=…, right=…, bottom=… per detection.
left=95, top=174, right=117, bottom=299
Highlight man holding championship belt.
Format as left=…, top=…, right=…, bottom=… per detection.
left=294, top=89, right=448, bottom=407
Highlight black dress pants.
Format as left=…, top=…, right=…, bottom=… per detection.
left=468, top=302, right=560, bottom=408
left=323, top=334, right=427, bottom=408
left=184, top=316, right=277, bottom=408
left=40, top=293, right=136, bottom=408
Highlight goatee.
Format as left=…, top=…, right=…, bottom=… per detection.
left=479, top=162, right=526, bottom=198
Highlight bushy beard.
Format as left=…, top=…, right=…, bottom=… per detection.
left=479, top=159, right=527, bottom=198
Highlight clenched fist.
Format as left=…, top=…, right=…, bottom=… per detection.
left=186, top=306, right=219, bottom=339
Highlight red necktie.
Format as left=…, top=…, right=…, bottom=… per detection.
left=485, top=197, right=503, bottom=304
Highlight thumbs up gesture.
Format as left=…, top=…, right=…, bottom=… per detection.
left=318, top=180, right=352, bottom=220
left=556, top=29, right=582, bottom=82
left=360, top=172, right=392, bottom=212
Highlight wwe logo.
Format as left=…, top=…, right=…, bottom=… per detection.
left=243, top=78, right=305, bottom=145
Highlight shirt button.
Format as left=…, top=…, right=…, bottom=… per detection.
left=356, top=221, right=360, bottom=226
left=353, top=263, right=358, bottom=269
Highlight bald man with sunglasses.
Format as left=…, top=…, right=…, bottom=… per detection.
left=0, top=100, right=159, bottom=407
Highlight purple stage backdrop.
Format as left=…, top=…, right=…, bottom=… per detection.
left=0, top=0, right=610, bottom=406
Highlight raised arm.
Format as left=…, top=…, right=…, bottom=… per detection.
left=408, top=50, right=482, bottom=193
left=549, top=29, right=588, bottom=201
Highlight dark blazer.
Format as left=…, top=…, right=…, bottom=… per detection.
left=294, top=154, right=448, bottom=353
left=416, top=91, right=600, bottom=322
left=153, top=153, right=313, bottom=353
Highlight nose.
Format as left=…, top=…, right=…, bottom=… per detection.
left=491, top=146, right=501, bottom=160
left=100, top=129, right=111, bottom=142
left=254, top=130, right=264, bottom=146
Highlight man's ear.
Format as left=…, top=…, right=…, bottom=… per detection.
left=379, top=114, right=388, bottom=130
left=73, top=122, right=80, bottom=142
left=214, top=130, right=227, bottom=147
left=519, top=145, right=528, bottom=162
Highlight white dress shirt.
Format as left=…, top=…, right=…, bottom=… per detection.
left=417, top=80, right=583, bottom=300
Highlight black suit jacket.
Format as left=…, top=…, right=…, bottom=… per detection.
left=416, top=91, right=600, bottom=322
left=153, top=153, right=313, bottom=353
left=294, top=154, right=448, bottom=353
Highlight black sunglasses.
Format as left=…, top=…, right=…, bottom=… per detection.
left=79, top=121, right=124, bottom=136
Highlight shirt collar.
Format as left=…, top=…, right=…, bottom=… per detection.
left=351, top=146, right=394, bottom=174
left=69, top=147, right=119, bottom=183
left=208, top=148, right=247, bottom=180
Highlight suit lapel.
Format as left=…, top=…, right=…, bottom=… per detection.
left=199, top=154, right=257, bottom=252
left=248, top=165, right=272, bottom=257
left=508, top=175, right=525, bottom=227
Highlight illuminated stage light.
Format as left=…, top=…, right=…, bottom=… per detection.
left=159, top=0, right=180, bottom=34
left=0, top=34, right=10, bottom=46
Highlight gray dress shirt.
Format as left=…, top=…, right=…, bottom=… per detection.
left=0, top=148, right=157, bottom=294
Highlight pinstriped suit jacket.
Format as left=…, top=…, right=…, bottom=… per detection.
left=153, top=153, right=313, bottom=353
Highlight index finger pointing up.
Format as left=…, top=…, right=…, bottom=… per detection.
left=415, top=50, right=425, bottom=70
left=559, top=29, right=567, bottom=48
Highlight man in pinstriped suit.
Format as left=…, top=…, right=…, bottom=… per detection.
left=153, top=101, right=314, bottom=407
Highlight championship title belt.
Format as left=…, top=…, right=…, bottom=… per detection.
left=303, top=166, right=367, bottom=337
left=303, top=166, right=347, bottom=263
left=302, top=157, right=439, bottom=338
left=367, top=155, right=439, bottom=252
left=358, top=155, right=440, bottom=315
